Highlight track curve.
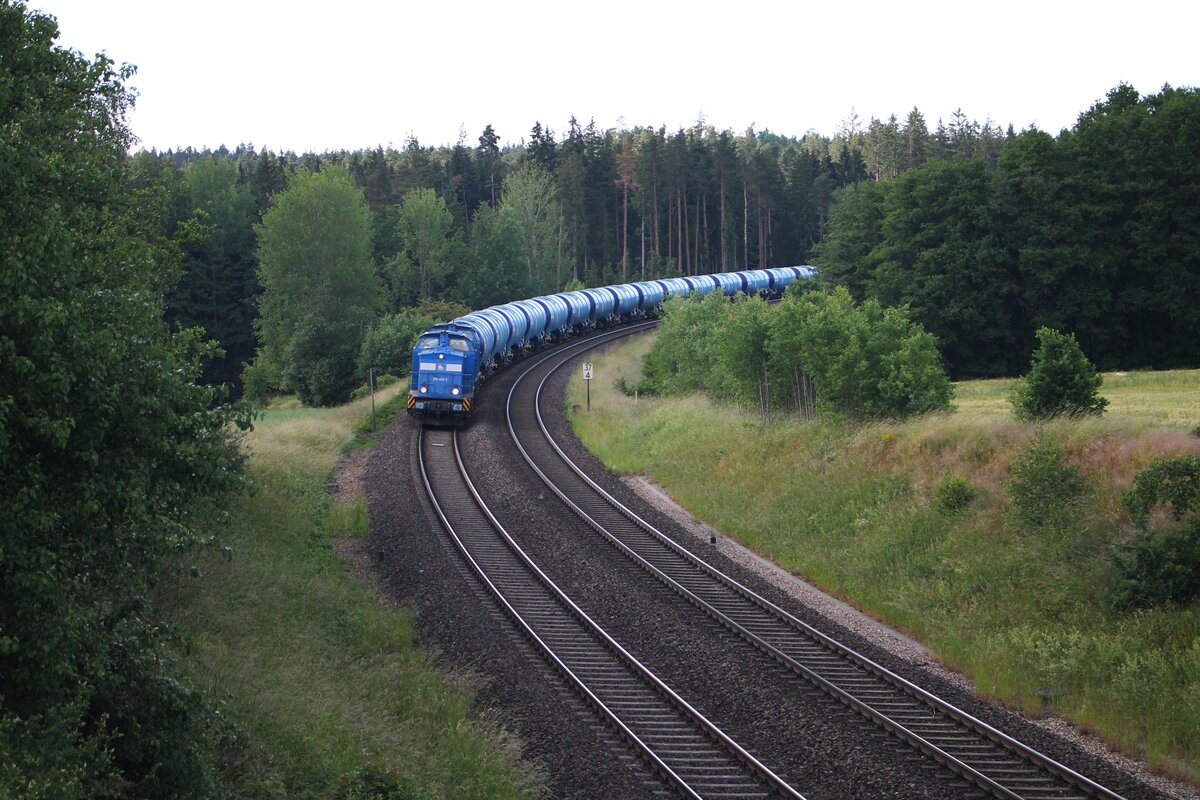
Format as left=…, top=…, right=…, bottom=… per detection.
left=418, top=327, right=805, bottom=799
left=503, top=329, right=1128, bottom=800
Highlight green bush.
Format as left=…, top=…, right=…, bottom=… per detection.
left=1110, top=524, right=1200, bottom=611
left=767, top=287, right=952, bottom=419
left=935, top=473, right=975, bottom=513
left=1110, top=456, right=1200, bottom=612
left=1122, top=455, right=1200, bottom=526
left=351, top=373, right=400, bottom=400
left=286, top=320, right=362, bottom=407
left=356, top=301, right=472, bottom=380
left=357, top=312, right=435, bottom=378
left=1010, top=327, right=1108, bottom=420
left=333, top=762, right=432, bottom=800
left=644, top=287, right=953, bottom=419
left=613, top=376, right=656, bottom=397
left=1006, top=429, right=1085, bottom=528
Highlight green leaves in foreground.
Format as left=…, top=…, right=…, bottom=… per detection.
left=1, top=5, right=251, bottom=796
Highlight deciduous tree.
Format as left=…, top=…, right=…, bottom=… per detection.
left=1, top=5, right=250, bottom=794
left=249, top=165, right=378, bottom=403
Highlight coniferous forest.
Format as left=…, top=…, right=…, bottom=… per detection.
left=149, top=85, right=1199, bottom=402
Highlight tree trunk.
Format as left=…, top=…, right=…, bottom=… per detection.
left=621, top=185, right=629, bottom=282
left=743, top=180, right=749, bottom=270
left=719, top=171, right=728, bottom=271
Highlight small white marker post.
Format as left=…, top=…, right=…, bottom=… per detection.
left=582, top=361, right=593, bottom=411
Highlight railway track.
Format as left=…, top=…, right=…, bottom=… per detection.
left=417, top=330, right=806, bottom=799
left=501, top=325, right=1129, bottom=800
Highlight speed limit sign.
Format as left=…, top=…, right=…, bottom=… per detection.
left=582, top=362, right=594, bottom=381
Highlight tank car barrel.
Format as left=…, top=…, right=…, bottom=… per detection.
left=408, top=266, right=815, bottom=423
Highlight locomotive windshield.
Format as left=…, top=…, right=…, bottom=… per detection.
left=448, top=337, right=469, bottom=352
left=416, top=336, right=439, bottom=350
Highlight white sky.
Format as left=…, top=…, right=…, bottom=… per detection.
left=30, top=0, right=1199, bottom=154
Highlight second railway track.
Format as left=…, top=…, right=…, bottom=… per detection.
left=418, top=326, right=806, bottom=799
left=498, top=324, right=1129, bottom=800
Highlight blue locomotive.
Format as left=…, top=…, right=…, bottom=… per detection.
left=407, top=266, right=815, bottom=423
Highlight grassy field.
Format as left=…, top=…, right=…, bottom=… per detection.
left=167, top=384, right=540, bottom=799
left=569, top=334, right=1200, bottom=783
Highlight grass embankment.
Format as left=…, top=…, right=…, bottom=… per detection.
left=569, top=334, right=1200, bottom=783
left=169, top=384, right=539, bottom=799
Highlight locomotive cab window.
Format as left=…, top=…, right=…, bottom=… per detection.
left=417, top=336, right=439, bottom=350
left=448, top=338, right=469, bottom=352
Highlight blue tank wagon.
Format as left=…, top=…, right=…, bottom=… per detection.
left=407, top=266, right=815, bottom=423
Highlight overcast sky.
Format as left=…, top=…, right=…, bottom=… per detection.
left=31, top=0, right=1199, bottom=154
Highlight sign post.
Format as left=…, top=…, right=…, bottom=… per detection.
left=368, top=368, right=377, bottom=432
left=582, top=362, right=593, bottom=412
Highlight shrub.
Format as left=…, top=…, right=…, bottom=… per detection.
left=351, top=374, right=400, bottom=400
left=767, top=287, right=952, bottom=419
left=614, top=376, right=656, bottom=397
left=286, top=320, right=362, bottom=407
left=935, top=473, right=975, bottom=513
left=1110, top=455, right=1200, bottom=612
left=1006, top=429, right=1085, bottom=528
left=357, top=301, right=471, bottom=380
left=1110, top=524, right=1200, bottom=611
left=358, top=312, right=434, bottom=378
left=1010, top=327, right=1108, bottom=420
left=642, top=292, right=727, bottom=395
left=334, top=761, right=430, bottom=800
left=1122, top=455, right=1200, bottom=526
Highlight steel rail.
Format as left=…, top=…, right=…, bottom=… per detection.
left=417, top=386, right=806, bottom=799
left=502, top=331, right=1127, bottom=800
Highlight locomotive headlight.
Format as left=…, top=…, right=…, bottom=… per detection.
left=438, top=353, right=444, bottom=360
left=419, top=385, right=427, bottom=394
left=451, top=387, right=460, bottom=396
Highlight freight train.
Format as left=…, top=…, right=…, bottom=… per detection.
left=407, top=266, right=816, bottom=423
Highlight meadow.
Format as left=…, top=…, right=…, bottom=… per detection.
left=168, top=384, right=539, bottom=799
left=568, top=333, right=1200, bottom=783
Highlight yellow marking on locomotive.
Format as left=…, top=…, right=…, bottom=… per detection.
left=406, top=394, right=415, bottom=409
left=463, top=398, right=470, bottom=412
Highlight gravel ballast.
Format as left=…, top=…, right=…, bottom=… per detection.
left=364, top=337, right=1196, bottom=800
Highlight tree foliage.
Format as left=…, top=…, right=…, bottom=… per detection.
left=0, top=5, right=250, bottom=795
left=356, top=300, right=470, bottom=378
left=123, top=85, right=1198, bottom=396
left=644, top=287, right=951, bottom=419
left=1111, top=456, right=1200, bottom=612
left=1010, top=327, right=1108, bottom=420
left=389, top=187, right=457, bottom=303
left=813, top=84, right=1200, bottom=378
left=166, top=154, right=259, bottom=395
left=249, top=166, right=379, bottom=404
